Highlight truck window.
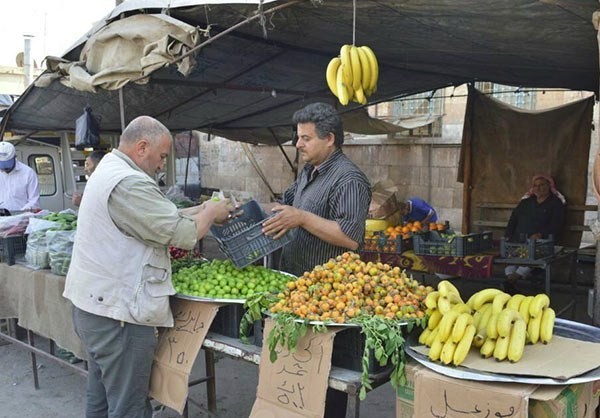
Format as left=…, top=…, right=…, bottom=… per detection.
left=28, top=154, right=57, bottom=197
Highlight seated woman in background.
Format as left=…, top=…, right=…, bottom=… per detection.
left=400, top=197, right=438, bottom=224
left=504, top=174, right=566, bottom=288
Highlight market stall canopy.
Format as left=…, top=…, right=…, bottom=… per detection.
left=3, top=0, right=599, bottom=145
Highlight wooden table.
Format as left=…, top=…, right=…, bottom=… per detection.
left=0, top=263, right=393, bottom=417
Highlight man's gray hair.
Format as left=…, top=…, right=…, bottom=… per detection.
left=120, top=116, right=171, bottom=145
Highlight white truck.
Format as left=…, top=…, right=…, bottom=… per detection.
left=8, top=132, right=185, bottom=212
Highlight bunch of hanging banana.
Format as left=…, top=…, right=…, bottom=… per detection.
left=326, top=44, right=379, bottom=106
left=419, top=282, right=556, bottom=366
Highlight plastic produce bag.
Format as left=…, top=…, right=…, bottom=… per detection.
left=0, top=213, right=35, bottom=238
left=46, top=230, right=76, bottom=276
left=75, top=106, right=101, bottom=150
left=24, top=218, right=61, bottom=270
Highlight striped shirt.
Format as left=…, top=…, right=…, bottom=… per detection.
left=279, top=149, right=371, bottom=276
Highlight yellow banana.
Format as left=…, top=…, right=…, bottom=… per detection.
left=325, top=57, right=341, bottom=97
left=451, top=313, right=474, bottom=343
left=360, top=45, right=379, bottom=93
left=440, top=339, right=457, bottom=365
left=493, top=335, right=510, bottom=362
left=354, top=86, right=367, bottom=105
left=474, top=303, right=493, bottom=344
left=339, top=45, right=353, bottom=90
left=425, top=291, right=440, bottom=310
left=356, top=46, right=371, bottom=91
left=473, top=303, right=492, bottom=329
left=437, top=296, right=452, bottom=314
left=428, top=334, right=443, bottom=361
left=492, top=292, right=511, bottom=314
left=349, top=46, right=362, bottom=91
left=428, top=309, right=443, bottom=331
left=527, top=314, right=542, bottom=344
left=336, top=65, right=349, bottom=106
left=529, top=293, right=550, bottom=319
left=480, top=337, right=496, bottom=358
left=496, top=308, right=524, bottom=338
left=486, top=312, right=500, bottom=340
left=471, top=288, right=505, bottom=311
left=539, top=307, right=555, bottom=344
left=425, top=327, right=439, bottom=347
left=506, top=294, right=526, bottom=311
left=453, top=324, right=476, bottom=366
left=519, top=296, right=534, bottom=324
left=508, top=319, right=527, bottom=362
left=437, top=310, right=460, bottom=342
left=451, top=303, right=472, bottom=315
left=438, top=280, right=461, bottom=299
left=419, top=327, right=432, bottom=346
left=472, top=334, right=485, bottom=348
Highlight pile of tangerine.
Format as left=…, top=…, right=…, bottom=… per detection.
left=269, top=252, right=433, bottom=323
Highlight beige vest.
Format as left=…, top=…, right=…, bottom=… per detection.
left=63, top=152, right=175, bottom=327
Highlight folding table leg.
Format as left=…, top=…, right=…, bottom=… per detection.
left=27, top=330, right=39, bottom=389
left=205, top=350, right=217, bottom=413
left=345, top=393, right=360, bottom=418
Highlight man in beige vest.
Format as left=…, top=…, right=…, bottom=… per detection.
left=64, top=116, right=231, bottom=418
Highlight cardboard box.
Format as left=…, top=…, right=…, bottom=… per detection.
left=369, top=191, right=399, bottom=219
left=397, top=363, right=598, bottom=418
left=395, top=361, right=419, bottom=418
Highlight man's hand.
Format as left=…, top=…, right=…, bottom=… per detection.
left=262, top=204, right=305, bottom=239
left=529, top=233, right=542, bottom=240
left=72, top=192, right=82, bottom=207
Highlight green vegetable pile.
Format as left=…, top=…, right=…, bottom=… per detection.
left=43, top=212, right=77, bottom=230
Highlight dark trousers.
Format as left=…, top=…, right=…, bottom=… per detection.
left=72, top=307, right=157, bottom=418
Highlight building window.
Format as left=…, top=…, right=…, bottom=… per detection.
left=28, top=154, right=57, bottom=196
left=475, top=82, right=536, bottom=110
left=374, top=90, right=444, bottom=136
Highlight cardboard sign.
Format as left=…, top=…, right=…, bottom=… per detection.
left=414, top=366, right=536, bottom=418
left=149, top=299, right=220, bottom=414
left=249, top=319, right=340, bottom=418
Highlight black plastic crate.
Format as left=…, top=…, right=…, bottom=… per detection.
left=500, top=237, right=554, bottom=260
left=479, top=231, right=494, bottom=252
left=209, top=303, right=249, bottom=339
left=413, top=231, right=482, bottom=257
left=0, top=235, right=27, bottom=266
left=363, top=233, right=412, bottom=254
left=331, top=327, right=392, bottom=373
left=210, top=200, right=292, bottom=268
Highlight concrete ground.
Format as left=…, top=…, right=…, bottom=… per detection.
left=0, top=236, right=596, bottom=418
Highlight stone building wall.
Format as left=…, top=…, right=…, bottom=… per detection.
left=196, top=85, right=599, bottom=238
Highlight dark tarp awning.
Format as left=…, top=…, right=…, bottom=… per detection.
left=4, top=0, right=599, bottom=144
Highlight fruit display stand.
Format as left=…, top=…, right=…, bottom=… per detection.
left=402, top=318, right=600, bottom=418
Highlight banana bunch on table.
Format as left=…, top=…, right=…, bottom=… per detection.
left=326, top=44, right=379, bottom=106
left=419, top=281, right=555, bottom=366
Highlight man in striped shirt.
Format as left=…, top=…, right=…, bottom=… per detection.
left=263, top=102, right=371, bottom=277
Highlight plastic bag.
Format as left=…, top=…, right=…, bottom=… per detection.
left=24, top=218, right=61, bottom=270
left=46, top=230, right=76, bottom=276
left=75, top=107, right=101, bottom=150
left=166, top=185, right=195, bottom=208
left=0, top=213, right=35, bottom=238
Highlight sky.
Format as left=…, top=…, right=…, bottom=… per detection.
left=1, top=0, right=116, bottom=67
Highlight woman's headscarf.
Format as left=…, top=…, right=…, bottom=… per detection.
left=521, top=174, right=566, bottom=204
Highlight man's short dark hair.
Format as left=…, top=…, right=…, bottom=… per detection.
left=88, top=151, right=106, bottom=164
left=292, top=102, right=344, bottom=147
